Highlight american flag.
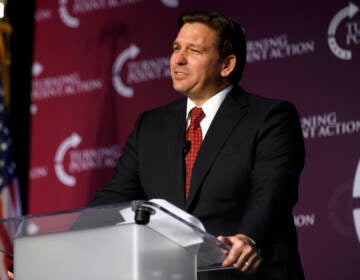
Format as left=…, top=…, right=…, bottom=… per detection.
left=0, top=23, right=22, bottom=279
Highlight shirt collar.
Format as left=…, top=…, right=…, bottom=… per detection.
left=186, top=85, right=233, bottom=118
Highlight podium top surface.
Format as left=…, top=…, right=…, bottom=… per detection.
left=1, top=199, right=231, bottom=271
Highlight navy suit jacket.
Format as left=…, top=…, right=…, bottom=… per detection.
left=89, top=85, right=305, bottom=279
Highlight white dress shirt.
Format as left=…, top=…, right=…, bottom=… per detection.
left=186, top=85, right=233, bottom=139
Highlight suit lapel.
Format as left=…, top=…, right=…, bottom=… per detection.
left=186, top=87, right=249, bottom=209
left=164, top=99, right=187, bottom=209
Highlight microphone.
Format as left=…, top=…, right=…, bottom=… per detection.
left=183, top=140, right=191, bottom=155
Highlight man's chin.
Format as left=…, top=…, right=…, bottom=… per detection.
left=172, top=84, right=189, bottom=96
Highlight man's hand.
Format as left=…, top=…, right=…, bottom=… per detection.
left=8, top=270, right=14, bottom=280
left=217, top=234, right=262, bottom=274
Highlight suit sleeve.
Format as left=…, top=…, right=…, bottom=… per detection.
left=237, top=101, right=305, bottom=248
left=88, top=114, right=147, bottom=206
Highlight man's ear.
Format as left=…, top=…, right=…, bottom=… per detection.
left=220, top=55, right=236, bottom=78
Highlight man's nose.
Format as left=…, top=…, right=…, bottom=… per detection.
left=174, top=50, right=187, bottom=65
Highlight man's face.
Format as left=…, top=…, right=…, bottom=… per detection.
left=170, top=22, right=228, bottom=103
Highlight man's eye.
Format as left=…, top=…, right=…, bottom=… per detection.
left=173, top=46, right=181, bottom=51
left=191, top=49, right=200, bottom=53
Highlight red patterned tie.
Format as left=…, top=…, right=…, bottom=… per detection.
left=185, top=107, right=205, bottom=199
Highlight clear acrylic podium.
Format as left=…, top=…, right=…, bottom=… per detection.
left=0, top=199, right=232, bottom=280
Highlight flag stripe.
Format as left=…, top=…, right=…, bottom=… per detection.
left=0, top=21, right=22, bottom=279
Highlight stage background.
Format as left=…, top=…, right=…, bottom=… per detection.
left=29, top=1, right=360, bottom=279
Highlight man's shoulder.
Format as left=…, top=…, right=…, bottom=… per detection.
left=136, top=97, right=186, bottom=126
left=145, top=97, right=185, bottom=115
left=234, top=87, right=299, bottom=114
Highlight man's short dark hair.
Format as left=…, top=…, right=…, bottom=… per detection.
left=178, top=10, right=247, bottom=83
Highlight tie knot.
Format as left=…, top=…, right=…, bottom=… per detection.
left=189, top=107, right=205, bottom=125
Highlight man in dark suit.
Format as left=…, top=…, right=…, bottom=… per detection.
left=89, top=10, right=305, bottom=280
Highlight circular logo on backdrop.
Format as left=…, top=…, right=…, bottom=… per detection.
left=58, top=0, right=147, bottom=28
left=58, top=0, right=80, bottom=29
left=328, top=159, right=360, bottom=243
left=54, top=133, right=82, bottom=187
left=54, top=133, right=120, bottom=187
left=327, top=2, right=359, bottom=60
left=161, top=0, right=179, bottom=8
left=32, top=62, right=44, bottom=77
left=353, top=159, right=360, bottom=242
left=112, top=44, right=171, bottom=98
left=112, top=44, right=141, bottom=98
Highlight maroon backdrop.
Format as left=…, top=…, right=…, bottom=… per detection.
left=29, top=0, right=360, bottom=279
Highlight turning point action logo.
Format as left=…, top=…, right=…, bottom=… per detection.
left=112, top=44, right=170, bottom=98
left=59, top=0, right=179, bottom=28
left=112, top=44, right=140, bottom=98
left=59, top=0, right=80, bottom=28
left=160, top=0, right=179, bottom=8
left=353, top=159, right=360, bottom=242
left=329, top=159, right=360, bottom=243
left=328, top=2, right=359, bottom=60
left=54, top=133, right=82, bottom=186
left=54, top=133, right=120, bottom=187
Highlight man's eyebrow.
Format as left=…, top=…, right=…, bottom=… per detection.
left=173, top=41, right=204, bottom=48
